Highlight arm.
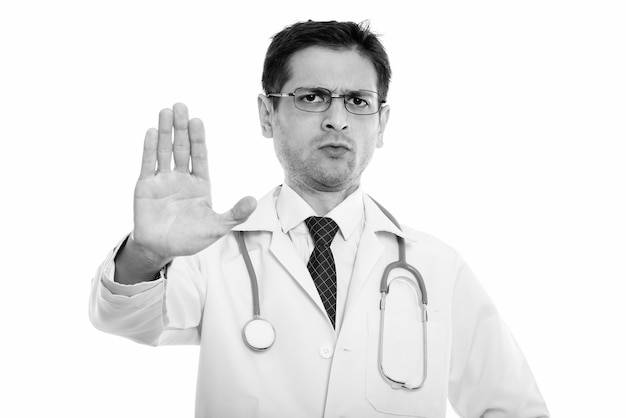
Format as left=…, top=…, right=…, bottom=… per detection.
left=89, top=103, right=256, bottom=343
left=448, top=258, right=550, bottom=418
left=115, top=103, right=256, bottom=285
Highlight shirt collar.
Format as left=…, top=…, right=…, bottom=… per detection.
left=233, top=185, right=418, bottom=242
left=276, top=184, right=364, bottom=241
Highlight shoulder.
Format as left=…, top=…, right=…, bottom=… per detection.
left=400, top=224, right=462, bottom=268
left=402, top=224, right=456, bottom=253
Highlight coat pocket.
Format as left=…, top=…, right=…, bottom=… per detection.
left=365, top=306, right=447, bottom=417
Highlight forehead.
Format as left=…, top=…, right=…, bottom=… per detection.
left=284, top=46, right=378, bottom=92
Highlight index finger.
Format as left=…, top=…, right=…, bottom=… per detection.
left=139, top=128, right=158, bottom=179
left=189, top=118, right=209, bottom=180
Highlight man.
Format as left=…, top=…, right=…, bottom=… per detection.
left=90, top=20, right=549, bottom=417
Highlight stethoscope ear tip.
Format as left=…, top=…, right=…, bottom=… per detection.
left=243, top=317, right=276, bottom=351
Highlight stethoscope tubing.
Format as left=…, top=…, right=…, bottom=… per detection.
left=236, top=231, right=261, bottom=318
left=236, top=196, right=428, bottom=389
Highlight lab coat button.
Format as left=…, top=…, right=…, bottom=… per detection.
left=319, top=345, right=334, bottom=359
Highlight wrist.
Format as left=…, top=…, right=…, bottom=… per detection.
left=126, top=232, right=172, bottom=272
left=113, top=233, right=171, bottom=285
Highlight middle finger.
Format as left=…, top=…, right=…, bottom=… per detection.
left=173, top=103, right=190, bottom=172
left=157, top=107, right=173, bottom=172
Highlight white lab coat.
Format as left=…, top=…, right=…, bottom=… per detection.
left=90, top=186, right=549, bottom=418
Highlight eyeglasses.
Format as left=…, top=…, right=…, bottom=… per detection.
left=266, top=87, right=385, bottom=115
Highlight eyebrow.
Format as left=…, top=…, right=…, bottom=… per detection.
left=299, top=86, right=377, bottom=93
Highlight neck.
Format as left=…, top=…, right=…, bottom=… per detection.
left=285, top=179, right=359, bottom=216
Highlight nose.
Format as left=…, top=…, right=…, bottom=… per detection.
left=322, top=97, right=350, bottom=132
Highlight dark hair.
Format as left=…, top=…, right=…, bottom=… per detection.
left=262, top=20, right=391, bottom=108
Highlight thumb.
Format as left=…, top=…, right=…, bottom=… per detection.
left=222, top=196, right=257, bottom=225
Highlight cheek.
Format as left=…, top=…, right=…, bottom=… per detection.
left=357, top=124, right=384, bottom=153
left=274, top=112, right=315, bottom=141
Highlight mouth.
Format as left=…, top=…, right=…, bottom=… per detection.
left=319, top=143, right=351, bottom=157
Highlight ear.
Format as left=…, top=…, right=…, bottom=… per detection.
left=257, top=94, right=274, bottom=138
left=376, top=105, right=390, bottom=148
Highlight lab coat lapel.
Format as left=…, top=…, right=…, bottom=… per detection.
left=346, top=224, right=384, bottom=308
left=234, top=187, right=328, bottom=317
left=345, top=196, right=411, bottom=309
left=268, top=228, right=327, bottom=313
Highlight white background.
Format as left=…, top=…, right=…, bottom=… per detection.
left=1, top=1, right=624, bottom=417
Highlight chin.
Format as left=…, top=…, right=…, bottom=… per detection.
left=313, top=174, right=358, bottom=192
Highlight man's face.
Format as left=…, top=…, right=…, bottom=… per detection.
left=259, top=46, right=390, bottom=194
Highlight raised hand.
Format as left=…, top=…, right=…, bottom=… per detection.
left=115, top=103, right=256, bottom=283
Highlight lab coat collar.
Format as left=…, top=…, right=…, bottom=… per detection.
left=362, top=194, right=418, bottom=242
left=232, top=186, right=281, bottom=232
left=233, top=186, right=418, bottom=243
left=232, top=186, right=418, bottom=327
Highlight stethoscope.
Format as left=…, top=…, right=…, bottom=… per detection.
left=235, top=199, right=428, bottom=391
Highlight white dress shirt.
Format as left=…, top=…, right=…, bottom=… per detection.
left=276, top=184, right=364, bottom=332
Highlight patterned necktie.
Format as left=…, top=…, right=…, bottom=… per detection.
left=305, top=216, right=340, bottom=328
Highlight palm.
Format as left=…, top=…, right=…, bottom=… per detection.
left=134, top=172, right=218, bottom=258
left=131, top=103, right=256, bottom=264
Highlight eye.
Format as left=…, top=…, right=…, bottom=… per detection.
left=295, top=89, right=329, bottom=104
left=346, top=94, right=370, bottom=108
left=301, top=94, right=323, bottom=103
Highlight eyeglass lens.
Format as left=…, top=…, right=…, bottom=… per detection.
left=293, top=87, right=381, bottom=115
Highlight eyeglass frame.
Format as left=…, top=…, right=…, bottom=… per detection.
left=266, top=87, right=386, bottom=115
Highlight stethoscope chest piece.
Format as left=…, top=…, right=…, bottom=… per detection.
left=242, top=317, right=276, bottom=351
